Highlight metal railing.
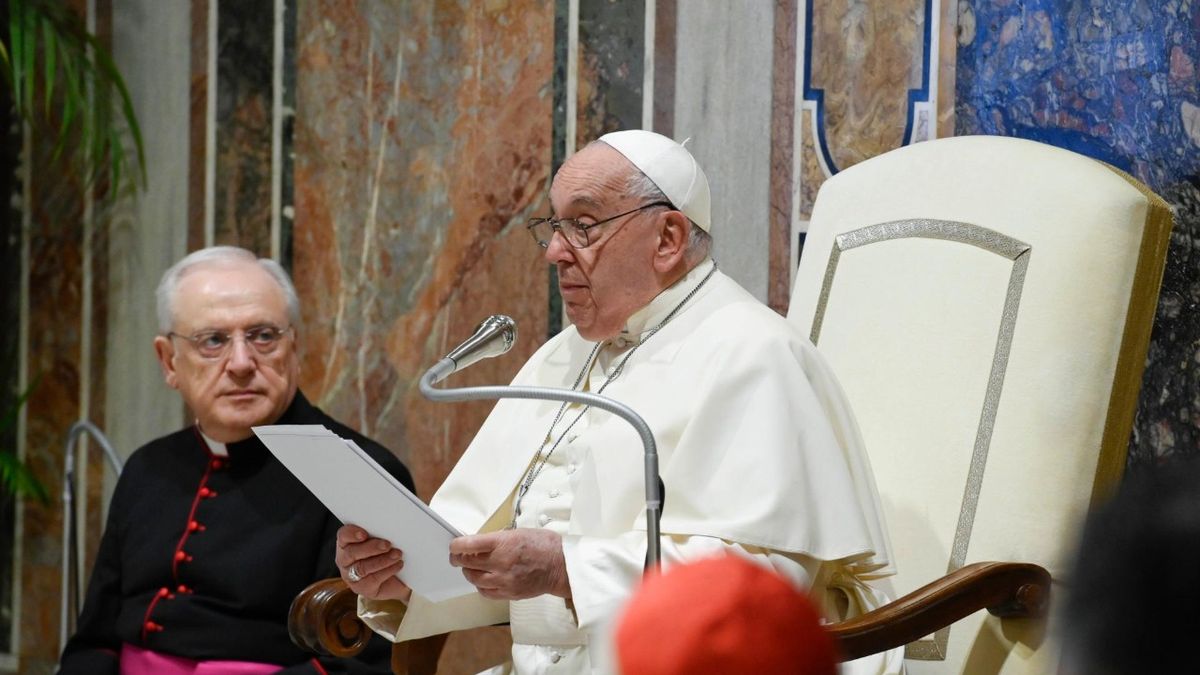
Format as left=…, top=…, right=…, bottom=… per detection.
left=59, top=421, right=123, bottom=651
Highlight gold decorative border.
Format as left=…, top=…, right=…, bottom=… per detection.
left=810, top=219, right=1032, bottom=660
left=1089, top=166, right=1174, bottom=505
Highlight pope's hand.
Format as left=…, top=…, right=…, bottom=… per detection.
left=450, top=529, right=571, bottom=601
left=336, top=524, right=412, bottom=603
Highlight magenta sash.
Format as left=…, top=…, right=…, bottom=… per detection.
left=120, top=643, right=283, bottom=675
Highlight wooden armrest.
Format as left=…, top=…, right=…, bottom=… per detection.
left=289, top=563, right=1047, bottom=670
left=290, top=578, right=371, bottom=657
left=828, top=561, right=1051, bottom=661
left=289, top=578, right=450, bottom=675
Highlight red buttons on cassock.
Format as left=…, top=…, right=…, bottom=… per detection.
left=188, top=520, right=205, bottom=532
left=198, top=487, right=211, bottom=497
left=177, top=585, right=191, bottom=594
left=157, top=587, right=169, bottom=598
left=144, top=621, right=162, bottom=632
left=175, top=550, right=187, bottom=562
left=210, top=459, right=223, bottom=470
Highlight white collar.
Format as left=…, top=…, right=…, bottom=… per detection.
left=609, top=258, right=715, bottom=349
left=198, top=427, right=229, bottom=457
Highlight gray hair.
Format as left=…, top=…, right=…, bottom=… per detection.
left=623, top=161, right=713, bottom=266
left=155, top=246, right=301, bottom=334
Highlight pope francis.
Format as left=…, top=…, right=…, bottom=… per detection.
left=334, top=130, right=901, bottom=674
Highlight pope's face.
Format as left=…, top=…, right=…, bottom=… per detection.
left=546, top=144, right=665, bottom=341
left=153, top=262, right=299, bottom=443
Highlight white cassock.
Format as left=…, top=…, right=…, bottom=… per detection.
left=361, top=259, right=903, bottom=675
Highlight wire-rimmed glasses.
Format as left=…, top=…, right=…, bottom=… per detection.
left=527, top=200, right=673, bottom=248
left=166, top=325, right=293, bottom=360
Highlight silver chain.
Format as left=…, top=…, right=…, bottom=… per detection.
left=509, top=262, right=718, bottom=527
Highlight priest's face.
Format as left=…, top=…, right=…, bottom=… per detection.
left=546, top=144, right=667, bottom=341
left=153, top=261, right=300, bottom=443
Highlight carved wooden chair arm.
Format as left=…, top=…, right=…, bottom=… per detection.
left=290, top=578, right=369, bottom=658
left=291, top=562, right=1051, bottom=670
left=289, top=577, right=448, bottom=675
left=828, top=561, right=1052, bottom=661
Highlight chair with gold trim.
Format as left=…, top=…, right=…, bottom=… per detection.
left=788, top=134, right=1172, bottom=672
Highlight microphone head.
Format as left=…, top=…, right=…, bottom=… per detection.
left=476, top=315, right=517, bottom=358
left=445, top=315, right=517, bottom=371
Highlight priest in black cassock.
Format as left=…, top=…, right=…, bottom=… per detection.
left=57, top=246, right=412, bottom=675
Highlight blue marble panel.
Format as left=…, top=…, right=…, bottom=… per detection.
left=956, top=0, right=1200, bottom=467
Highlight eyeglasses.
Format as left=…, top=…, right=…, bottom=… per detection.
left=167, top=325, right=293, bottom=360
left=527, top=201, right=673, bottom=249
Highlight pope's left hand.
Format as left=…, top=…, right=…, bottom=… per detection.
left=449, top=529, right=571, bottom=601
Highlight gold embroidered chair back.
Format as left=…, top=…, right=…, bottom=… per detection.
left=787, top=135, right=1172, bottom=673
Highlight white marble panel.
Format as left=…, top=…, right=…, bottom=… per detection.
left=107, top=0, right=191, bottom=467
left=673, top=1, right=774, bottom=301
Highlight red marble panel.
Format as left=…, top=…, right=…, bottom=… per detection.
left=188, top=0, right=209, bottom=252
left=15, top=2, right=124, bottom=667
left=294, top=2, right=555, bottom=669
left=769, top=0, right=799, bottom=315
left=652, top=0, right=676, bottom=137
left=23, top=141, right=86, bottom=670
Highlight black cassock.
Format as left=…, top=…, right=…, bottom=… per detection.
left=58, top=391, right=413, bottom=675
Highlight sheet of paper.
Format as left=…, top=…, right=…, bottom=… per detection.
left=253, top=424, right=476, bottom=602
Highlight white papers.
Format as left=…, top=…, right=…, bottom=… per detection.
left=253, top=424, right=476, bottom=602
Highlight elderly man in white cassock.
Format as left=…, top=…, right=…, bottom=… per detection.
left=335, top=130, right=901, bottom=674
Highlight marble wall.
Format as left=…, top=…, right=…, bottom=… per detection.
left=955, top=0, right=1200, bottom=468
left=292, top=1, right=556, bottom=669
left=5, top=0, right=1198, bottom=672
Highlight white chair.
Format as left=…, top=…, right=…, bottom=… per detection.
left=789, top=135, right=1173, bottom=673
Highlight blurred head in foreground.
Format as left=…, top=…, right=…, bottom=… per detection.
left=615, top=554, right=838, bottom=675
left=1060, top=461, right=1200, bottom=674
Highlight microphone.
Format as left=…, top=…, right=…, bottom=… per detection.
left=426, top=315, right=517, bottom=384
left=420, top=316, right=665, bottom=570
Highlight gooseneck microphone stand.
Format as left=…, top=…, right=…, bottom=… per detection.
left=419, top=328, right=663, bottom=571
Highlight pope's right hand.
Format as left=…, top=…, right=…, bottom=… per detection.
left=336, top=524, right=412, bottom=603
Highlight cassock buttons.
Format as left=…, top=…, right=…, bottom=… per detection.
left=144, top=620, right=163, bottom=632
left=174, top=550, right=193, bottom=563
left=210, top=458, right=225, bottom=470
left=188, top=520, right=205, bottom=533
left=177, top=585, right=192, bottom=594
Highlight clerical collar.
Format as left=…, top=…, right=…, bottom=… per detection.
left=611, top=257, right=715, bottom=348
left=197, top=428, right=229, bottom=457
